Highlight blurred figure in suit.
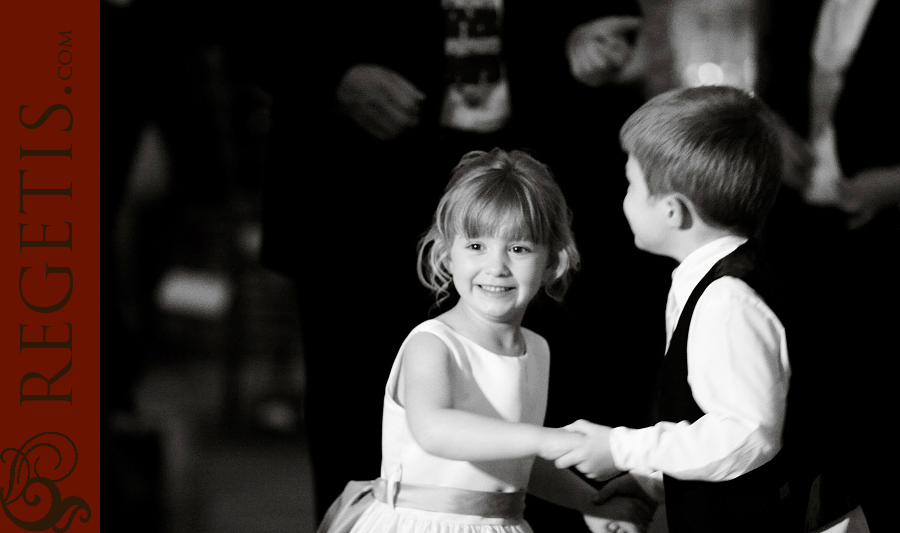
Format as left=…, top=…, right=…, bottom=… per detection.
left=757, top=1, right=900, bottom=530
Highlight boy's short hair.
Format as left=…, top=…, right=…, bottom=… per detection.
left=619, top=85, right=783, bottom=237
left=417, top=148, right=580, bottom=305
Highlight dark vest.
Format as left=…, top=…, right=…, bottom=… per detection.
left=653, top=242, right=798, bottom=533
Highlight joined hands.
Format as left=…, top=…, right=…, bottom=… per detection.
left=539, top=422, right=653, bottom=532
left=537, top=426, right=586, bottom=462
left=554, top=419, right=621, bottom=481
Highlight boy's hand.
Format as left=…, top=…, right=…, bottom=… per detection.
left=554, top=420, right=621, bottom=481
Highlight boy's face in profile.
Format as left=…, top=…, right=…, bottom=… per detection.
left=623, top=154, right=670, bottom=256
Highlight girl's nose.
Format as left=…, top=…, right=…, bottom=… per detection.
left=484, top=250, right=511, bottom=275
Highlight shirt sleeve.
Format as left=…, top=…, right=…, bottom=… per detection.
left=609, top=277, right=791, bottom=481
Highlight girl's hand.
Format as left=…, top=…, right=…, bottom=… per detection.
left=537, top=428, right=584, bottom=461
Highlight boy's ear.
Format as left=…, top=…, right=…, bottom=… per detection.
left=661, top=193, right=694, bottom=230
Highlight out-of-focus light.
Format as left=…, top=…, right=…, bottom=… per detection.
left=237, top=222, right=262, bottom=259
left=743, top=57, right=756, bottom=89
left=697, top=62, right=725, bottom=85
left=683, top=63, right=700, bottom=86
left=155, top=268, right=233, bottom=319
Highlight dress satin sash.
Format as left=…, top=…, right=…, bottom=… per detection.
left=372, top=478, right=526, bottom=519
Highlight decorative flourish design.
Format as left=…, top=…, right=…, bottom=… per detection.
left=1, top=432, right=91, bottom=532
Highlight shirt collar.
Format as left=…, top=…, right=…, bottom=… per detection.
left=669, top=235, right=748, bottom=315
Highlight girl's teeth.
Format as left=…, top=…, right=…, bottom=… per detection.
left=481, top=286, right=512, bottom=293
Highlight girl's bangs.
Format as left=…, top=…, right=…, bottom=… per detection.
left=455, top=190, right=541, bottom=242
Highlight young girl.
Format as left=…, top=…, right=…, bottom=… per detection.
left=318, top=149, right=649, bottom=533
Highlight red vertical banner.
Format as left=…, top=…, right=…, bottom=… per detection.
left=1, top=1, right=99, bottom=532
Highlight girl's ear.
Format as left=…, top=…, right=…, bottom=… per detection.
left=661, top=193, right=694, bottom=230
left=441, top=256, right=452, bottom=277
left=433, top=242, right=453, bottom=281
left=439, top=241, right=452, bottom=269
left=543, top=250, right=565, bottom=284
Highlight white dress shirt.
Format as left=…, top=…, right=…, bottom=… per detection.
left=610, top=235, right=791, bottom=482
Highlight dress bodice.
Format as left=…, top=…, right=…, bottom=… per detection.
left=379, top=319, right=550, bottom=492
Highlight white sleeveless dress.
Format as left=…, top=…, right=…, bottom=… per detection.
left=349, top=319, right=551, bottom=533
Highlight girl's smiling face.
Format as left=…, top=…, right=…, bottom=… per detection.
left=446, top=231, right=550, bottom=325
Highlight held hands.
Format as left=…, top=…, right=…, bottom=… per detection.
left=554, top=420, right=621, bottom=481
left=537, top=427, right=586, bottom=461
left=535, top=426, right=655, bottom=532
left=566, top=16, right=642, bottom=87
left=335, top=64, right=425, bottom=141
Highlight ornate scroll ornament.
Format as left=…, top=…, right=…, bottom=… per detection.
left=1, top=432, right=91, bottom=532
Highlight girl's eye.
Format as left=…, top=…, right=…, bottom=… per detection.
left=510, top=245, right=531, bottom=254
left=466, top=243, right=482, bottom=251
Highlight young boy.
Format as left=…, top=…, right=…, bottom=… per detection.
left=556, top=85, right=796, bottom=532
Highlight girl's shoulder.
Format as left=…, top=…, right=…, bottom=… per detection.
left=520, top=326, right=550, bottom=359
left=520, top=325, right=547, bottom=344
left=405, top=320, right=549, bottom=363
left=401, top=319, right=460, bottom=355
left=405, top=319, right=457, bottom=344
left=409, top=318, right=452, bottom=335
left=411, top=320, right=550, bottom=352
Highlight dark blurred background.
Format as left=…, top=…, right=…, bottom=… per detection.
left=99, top=1, right=793, bottom=531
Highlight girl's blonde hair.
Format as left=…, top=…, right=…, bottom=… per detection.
left=417, top=148, right=580, bottom=306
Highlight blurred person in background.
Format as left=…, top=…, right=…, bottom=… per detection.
left=102, top=0, right=275, bottom=528
left=757, top=1, right=900, bottom=530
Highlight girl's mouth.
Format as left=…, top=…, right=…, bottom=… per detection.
left=478, top=285, right=514, bottom=293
